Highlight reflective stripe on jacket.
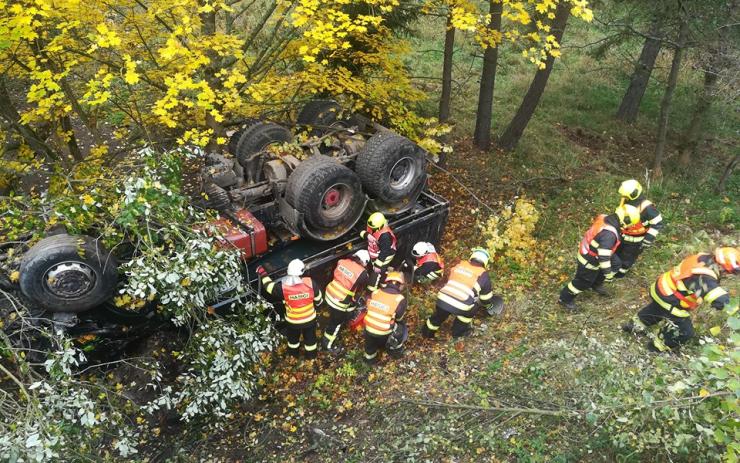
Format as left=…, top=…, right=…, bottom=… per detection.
left=579, top=214, right=620, bottom=257
left=652, top=254, right=717, bottom=312
left=326, top=258, right=366, bottom=311
left=282, top=277, right=316, bottom=324
left=437, top=260, right=486, bottom=312
left=417, top=252, right=444, bottom=270
left=367, top=225, right=397, bottom=261
left=365, top=289, right=404, bottom=336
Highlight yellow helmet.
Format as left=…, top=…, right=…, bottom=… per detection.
left=470, top=247, right=491, bottom=268
left=714, top=247, right=739, bottom=274
left=615, top=204, right=640, bottom=228
left=619, top=179, right=643, bottom=201
left=385, top=271, right=405, bottom=286
left=367, top=212, right=387, bottom=230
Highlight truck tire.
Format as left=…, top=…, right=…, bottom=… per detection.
left=355, top=131, right=427, bottom=207
left=297, top=100, right=343, bottom=127
left=19, top=234, right=118, bottom=313
left=285, top=155, right=365, bottom=237
left=227, top=128, right=245, bottom=155
left=227, top=118, right=259, bottom=155
left=235, top=121, right=292, bottom=167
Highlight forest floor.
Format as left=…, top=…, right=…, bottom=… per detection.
left=147, top=19, right=740, bottom=463
left=162, top=135, right=736, bottom=461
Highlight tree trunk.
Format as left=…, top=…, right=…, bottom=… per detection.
left=438, top=15, right=455, bottom=123
left=201, top=8, right=225, bottom=151
left=472, top=0, right=503, bottom=150
left=0, top=77, right=59, bottom=162
left=716, top=153, right=738, bottom=194
left=616, top=20, right=663, bottom=122
left=497, top=2, right=569, bottom=151
left=678, top=69, right=718, bottom=166
left=60, top=115, right=84, bottom=161
left=652, top=19, right=689, bottom=178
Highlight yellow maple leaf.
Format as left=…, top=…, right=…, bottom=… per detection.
left=9, top=271, right=20, bottom=282
left=699, top=388, right=710, bottom=398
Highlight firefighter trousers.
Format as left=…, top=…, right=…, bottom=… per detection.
left=322, top=308, right=355, bottom=349
left=560, top=260, right=606, bottom=303
left=364, top=331, right=403, bottom=363
left=422, top=302, right=474, bottom=338
left=368, top=265, right=388, bottom=291
left=285, top=321, right=318, bottom=359
left=636, top=300, right=694, bottom=348
left=616, top=241, right=643, bottom=277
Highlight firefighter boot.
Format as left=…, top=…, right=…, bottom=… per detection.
left=558, top=298, right=578, bottom=311
left=421, top=320, right=437, bottom=339
left=592, top=283, right=609, bottom=297
left=621, top=316, right=647, bottom=335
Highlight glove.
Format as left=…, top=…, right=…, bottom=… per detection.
left=256, top=265, right=267, bottom=277
left=725, top=304, right=739, bottom=316
left=360, top=230, right=367, bottom=239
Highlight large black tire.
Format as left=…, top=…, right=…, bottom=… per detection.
left=355, top=131, right=427, bottom=207
left=297, top=100, right=343, bottom=127
left=285, top=155, right=365, bottom=238
left=235, top=121, right=292, bottom=167
left=19, top=234, right=118, bottom=313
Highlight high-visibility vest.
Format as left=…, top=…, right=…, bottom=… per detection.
left=622, top=200, right=652, bottom=236
left=579, top=214, right=620, bottom=257
left=326, top=258, right=365, bottom=308
left=438, top=260, right=485, bottom=308
left=417, top=252, right=444, bottom=270
left=655, top=254, right=716, bottom=310
left=367, top=225, right=397, bottom=260
left=282, top=277, right=316, bottom=324
left=364, top=289, right=403, bottom=336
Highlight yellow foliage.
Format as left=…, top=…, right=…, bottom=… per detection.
left=479, top=198, right=540, bottom=266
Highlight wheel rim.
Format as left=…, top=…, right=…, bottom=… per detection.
left=389, top=156, right=416, bottom=190
left=320, top=183, right=353, bottom=221
left=44, top=261, right=96, bottom=299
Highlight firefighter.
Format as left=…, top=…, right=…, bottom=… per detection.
left=410, top=241, right=444, bottom=284
left=257, top=259, right=323, bottom=359
left=360, top=212, right=397, bottom=291
left=421, top=247, right=494, bottom=339
left=363, top=271, right=408, bottom=364
left=558, top=205, right=640, bottom=311
left=616, top=179, right=664, bottom=278
left=321, top=250, right=371, bottom=353
left=622, top=247, right=739, bottom=352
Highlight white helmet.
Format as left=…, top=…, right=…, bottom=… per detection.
left=353, top=249, right=370, bottom=266
left=287, top=259, right=305, bottom=277
left=412, top=241, right=432, bottom=258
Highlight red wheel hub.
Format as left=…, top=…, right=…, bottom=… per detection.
left=323, top=188, right=341, bottom=207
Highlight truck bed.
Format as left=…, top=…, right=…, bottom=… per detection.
left=245, top=190, right=449, bottom=286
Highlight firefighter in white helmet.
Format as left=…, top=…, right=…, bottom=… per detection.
left=322, top=250, right=371, bottom=353
left=410, top=241, right=444, bottom=283
left=257, top=259, right=323, bottom=359
left=422, top=248, right=495, bottom=338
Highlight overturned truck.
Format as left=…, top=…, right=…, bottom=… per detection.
left=6, top=101, right=449, bottom=351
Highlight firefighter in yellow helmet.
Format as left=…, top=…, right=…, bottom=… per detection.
left=360, top=212, right=397, bottom=291
left=616, top=179, right=664, bottom=277
left=558, top=205, right=639, bottom=310
left=622, top=247, right=739, bottom=352
left=363, top=271, right=408, bottom=365
left=422, top=248, right=495, bottom=338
